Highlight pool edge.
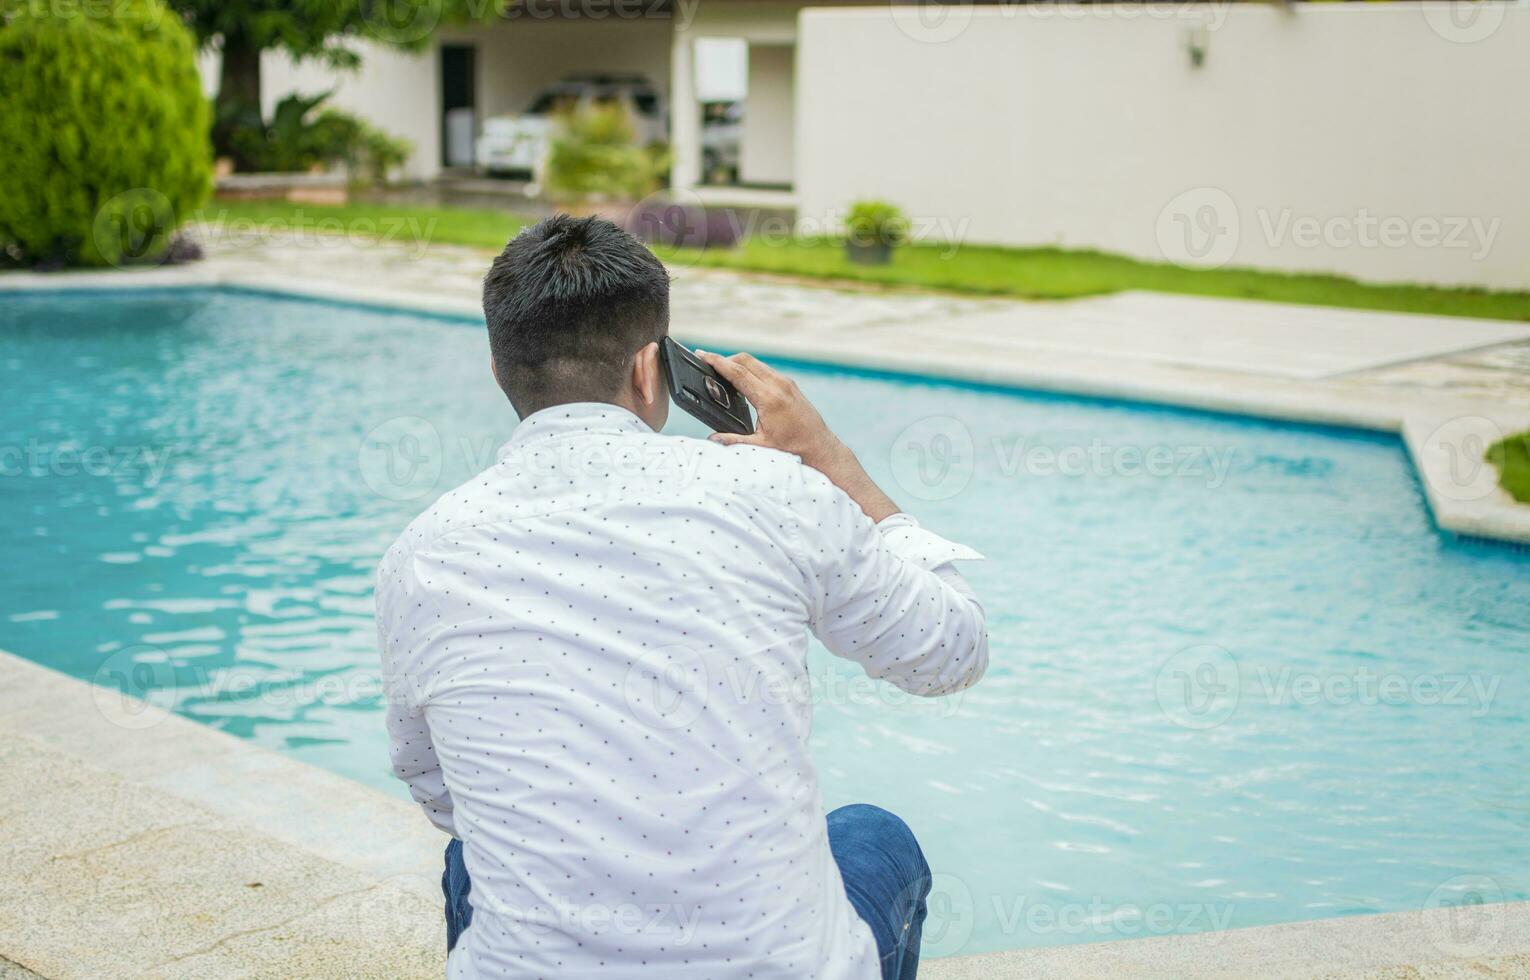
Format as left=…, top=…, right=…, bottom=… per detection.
left=3, top=268, right=1527, bottom=546
left=3, top=647, right=1528, bottom=979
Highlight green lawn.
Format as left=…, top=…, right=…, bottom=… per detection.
left=192, top=198, right=529, bottom=252
left=191, top=197, right=1530, bottom=322
left=1488, top=432, right=1530, bottom=504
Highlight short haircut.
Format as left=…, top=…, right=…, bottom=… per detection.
left=482, top=215, right=670, bottom=414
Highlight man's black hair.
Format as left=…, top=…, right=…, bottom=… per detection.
left=482, top=214, right=670, bottom=415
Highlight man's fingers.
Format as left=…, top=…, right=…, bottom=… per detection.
left=696, top=350, right=769, bottom=401
left=733, top=351, right=788, bottom=387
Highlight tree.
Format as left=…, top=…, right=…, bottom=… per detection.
left=168, top=0, right=500, bottom=161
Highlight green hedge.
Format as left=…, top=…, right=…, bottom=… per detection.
left=0, top=0, right=211, bottom=267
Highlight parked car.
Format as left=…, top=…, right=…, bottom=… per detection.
left=476, top=74, right=666, bottom=182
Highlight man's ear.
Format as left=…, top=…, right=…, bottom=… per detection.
left=490, top=355, right=500, bottom=387
left=632, top=341, right=662, bottom=407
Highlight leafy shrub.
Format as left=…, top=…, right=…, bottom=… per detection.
left=312, top=109, right=413, bottom=186
left=223, top=92, right=412, bottom=185
left=1487, top=430, right=1530, bottom=504
left=845, top=200, right=911, bottom=248
left=544, top=104, right=668, bottom=203
left=0, top=0, right=212, bottom=267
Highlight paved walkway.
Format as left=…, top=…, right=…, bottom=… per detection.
left=176, top=228, right=1530, bottom=406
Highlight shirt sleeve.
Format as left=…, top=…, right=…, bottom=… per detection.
left=376, top=552, right=458, bottom=838
left=785, top=467, right=989, bottom=697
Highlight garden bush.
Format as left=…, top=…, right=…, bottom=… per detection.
left=0, top=0, right=211, bottom=267
left=223, top=92, right=413, bottom=185
left=545, top=104, right=668, bottom=203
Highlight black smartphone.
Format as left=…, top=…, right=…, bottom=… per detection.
left=660, top=337, right=755, bottom=435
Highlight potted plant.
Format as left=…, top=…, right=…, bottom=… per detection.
left=843, top=200, right=909, bottom=266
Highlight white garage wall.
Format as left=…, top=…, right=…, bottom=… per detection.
left=795, top=4, right=1530, bottom=289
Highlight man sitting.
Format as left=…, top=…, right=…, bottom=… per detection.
left=376, top=215, right=989, bottom=979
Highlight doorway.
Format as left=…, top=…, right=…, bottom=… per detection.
left=440, top=44, right=476, bottom=170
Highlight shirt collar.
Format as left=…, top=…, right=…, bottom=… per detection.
left=503, top=402, right=652, bottom=451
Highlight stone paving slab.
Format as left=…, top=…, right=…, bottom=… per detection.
left=0, top=734, right=442, bottom=979
left=0, top=652, right=444, bottom=980
left=902, top=291, right=1530, bottom=380
left=6, top=649, right=1530, bottom=979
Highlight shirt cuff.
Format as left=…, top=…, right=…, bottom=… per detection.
left=875, top=513, right=984, bottom=570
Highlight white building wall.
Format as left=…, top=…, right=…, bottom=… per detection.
left=796, top=3, right=1530, bottom=289
left=201, top=43, right=442, bottom=180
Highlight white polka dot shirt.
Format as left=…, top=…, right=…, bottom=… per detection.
left=375, top=403, right=988, bottom=979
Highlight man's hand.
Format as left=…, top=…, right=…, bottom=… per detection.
left=696, top=350, right=901, bottom=522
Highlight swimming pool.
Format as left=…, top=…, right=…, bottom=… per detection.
left=2, top=287, right=1526, bottom=956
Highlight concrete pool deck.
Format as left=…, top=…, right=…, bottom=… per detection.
left=4, top=648, right=1530, bottom=979
left=4, top=238, right=1530, bottom=976
left=4, top=232, right=1529, bottom=544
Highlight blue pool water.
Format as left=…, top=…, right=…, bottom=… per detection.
left=2, top=288, right=1527, bottom=954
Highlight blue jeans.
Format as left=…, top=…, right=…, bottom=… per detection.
left=444, top=803, right=931, bottom=980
